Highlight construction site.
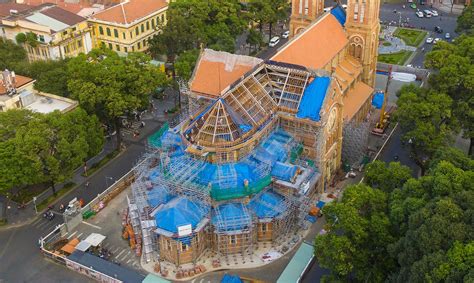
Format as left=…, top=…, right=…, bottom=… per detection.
left=120, top=6, right=384, bottom=280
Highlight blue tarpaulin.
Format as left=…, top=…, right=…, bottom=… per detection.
left=372, top=92, right=384, bottom=109
left=250, top=190, right=286, bottom=219
left=316, top=201, right=326, bottom=209
left=296, top=77, right=330, bottom=121
left=221, top=274, right=242, bottom=283
left=212, top=203, right=251, bottom=232
left=155, top=197, right=206, bottom=233
left=271, top=162, right=298, bottom=182
left=330, top=5, right=346, bottom=26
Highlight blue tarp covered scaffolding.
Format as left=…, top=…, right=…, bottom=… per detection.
left=249, top=190, right=287, bottom=219
left=148, top=128, right=298, bottom=201
left=212, top=203, right=252, bottom=233
left=296, top=77, right=330, bottom=121
left=330, top=5, right=347, bottom=26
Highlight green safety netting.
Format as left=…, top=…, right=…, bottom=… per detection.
left=147, top=122, right=169, bottom=148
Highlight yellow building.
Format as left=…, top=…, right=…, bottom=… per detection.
left=88, top=0, right=168, bottom=54
left=0, top=3, right=93, bottom=61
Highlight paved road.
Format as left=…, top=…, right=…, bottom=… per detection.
left=379, top=3, right=459, bottom=67
left=0, top=97, right=175, bottom=282
left=256, top=38, right=289, bottom=60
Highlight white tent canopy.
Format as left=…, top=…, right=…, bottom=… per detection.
left=84, top=233, right=106, bottom=247
left=75, top=240, right=92, bottom=252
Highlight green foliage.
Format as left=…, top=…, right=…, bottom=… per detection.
left=365, top=161, right=412, bottom=193
left=430, top=146, right=474, bottom=171
left=67, top=48, right=167, bottom=148
left=15, top=33, right=27, bottom=44
left=316, top=150, right=473, bottom=282
left=17, top=60, right=70, bottom=96
left=25, top=32, right=38, bottom=47
left=424, top=35, right=474, bottom=156
left=174, top=49, right=199, bottom=81
left=0, top=108, right=104, bottom=194
left=148, top=0, right=245, bottom=61
left=316, top=184, right=396, bottom=281
left=246, top=28, right=264, bottom=50
left=395, top=84, right=458, bottom=174
left=389, top=161, right=474, bottom=282
left=248, top=0, right=289, bottom=39
left=456, top=5, right=474, bottom=34
left=0, top=38, right=27, bottom=70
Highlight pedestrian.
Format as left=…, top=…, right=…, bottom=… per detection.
left=85, top=181, right=90, bottom=188
left=140, top=121, right=145, bottom=128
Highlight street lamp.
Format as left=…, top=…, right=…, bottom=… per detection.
left=398, top=12, right=402, bottom=27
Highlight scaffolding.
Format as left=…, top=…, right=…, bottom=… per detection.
left=212, top=202, right=255, bottom=262
left=342, top=120, right=370, bottom=167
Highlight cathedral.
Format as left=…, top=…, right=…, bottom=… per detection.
left=187, top=0, right=380, bottom=189
left=126, top=0, right=381, bottom=275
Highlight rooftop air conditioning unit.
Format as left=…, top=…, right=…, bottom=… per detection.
left=10, top=9, right=18, bottom=15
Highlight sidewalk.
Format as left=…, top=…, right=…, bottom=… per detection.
left=2, top=91, right=180, bottom=229
left=433, top=2, right=465, bottom=15
left=379, top=26, right=417, bottom=55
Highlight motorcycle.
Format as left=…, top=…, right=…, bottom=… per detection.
left=43, top=211, right=55, bottom=221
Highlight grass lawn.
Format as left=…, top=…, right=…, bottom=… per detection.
left=393, top=28, right=427, bottom=47
left=378, top=50, right=413, bottom=65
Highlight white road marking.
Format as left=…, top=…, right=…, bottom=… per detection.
left=115, top=249, right=125, bottom=259
left=76, top=232, right=84, bottom=239
left=126, top=259, right=131, bottom=264
left=119, top=251, right=131, bottom=261
left=32, top=218, right=42, bottom=225
left=67, top=231, right=78, bottom=239
left=112, top=247, right=120, bottom=254
left=81, top=221, right=101, bottom=229
left=42, top=222, right=57, bottom=231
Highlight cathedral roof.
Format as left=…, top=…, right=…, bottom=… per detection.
left=271, top=13, right=348, bottom=70
left=343, top=81, right=374, bottom=120
left=190, top=49, right=263, bottom=98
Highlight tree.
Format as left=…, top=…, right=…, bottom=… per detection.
left=395, top=84, right=458, bottom=175
left=174, top=49, right=199, bottom=81
left=27, top=60, right=70, bottom=96
left=148, top=0, right=245, bottom=63
left=246, top=28, right=264, bottom=52
left=456, top=5, right=473, bottom=34
left=0, top=38, right=27, bottom=70
left=67, top=48, right=167, bottom=149
left=425, top=36, right=474, bottom=156
left=248, top=0, right=289, bottom=40
left=364, top=161, right=412, bottom=193
left=315, top=184, right=396, bottom=281
left=0, top=108, right=104, bottom=195
left=389, top=161, right=474, bottom=282
left=430, top=146, right=474, bottom=171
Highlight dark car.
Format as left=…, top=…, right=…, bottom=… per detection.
left=434, top=26, right=443, bottom=33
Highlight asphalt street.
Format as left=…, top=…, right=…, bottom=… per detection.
left=379, top=3, right=459, bottom=67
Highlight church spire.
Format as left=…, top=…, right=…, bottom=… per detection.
left=345, top=0, right=381, bottom=87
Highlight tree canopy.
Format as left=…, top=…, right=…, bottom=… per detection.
left=315, top=154, right=474, bottom=282
left=174, top=49, right=199, bottom=81
left=0, top=38, right=27, bottom=71
left=424, top=35, right=474, bottom=156
left=395, top=84, right=458, bottom=174
left=456, top=5, right=473, bottom=34
left=148, top=0, right=246, bottom=62
left=67, top=48, right=167, bottom=148
left=0, top=108, right=104, bottom=195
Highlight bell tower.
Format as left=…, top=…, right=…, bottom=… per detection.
left=345, top=0, right=381, bottom=87
left=289, top=0, right=325, bottom=37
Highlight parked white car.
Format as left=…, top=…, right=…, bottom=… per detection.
left=431, top=10, right=439, bottom=16
left=434, top=38, right=442, bottom=44
left=269, top=36, right=280, bottom=47
left=423, top=10, right=432, bottom=17
left=445, top=33, right=451, bottom=39
left=281, top=31, right=290, bottom=39
left=425, top=37, right=434, bottom=44
left=416, top=11, right=424, bottom=18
